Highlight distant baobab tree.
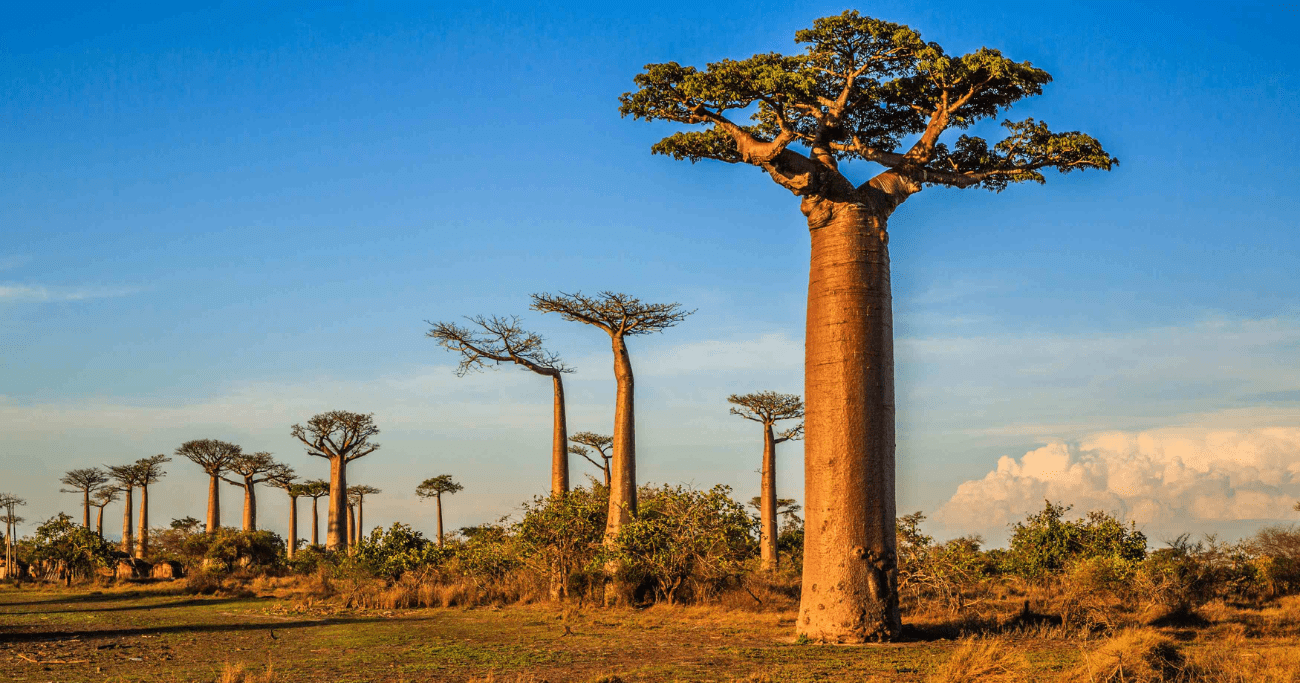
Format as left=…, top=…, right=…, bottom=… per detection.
left=729, top=391, right=804, bottom=571
left=416, top=475, right=463, bottom=548
left=133, top=455, right=170, bottom=558
left=175, top=439, right=242, bottom=533
left=348, top=485, right=381, bottom=542
left=105, top=463, right=141, bottom=554
left=220, top=452, right=291, bottom=532
left=0, top=493, right=25, bottom=571
left=59, top=468, right=110, bottom=528
left=302, top=479, right=330, bottom=547
left=90, top=487, right=120, bottom=538
left=568, top=431, right=613, bottom=488
left=427, top=315, right=574, bottom=496
left=291, top=411, right=381, bottom=551
left=748, top=496, right=803, bottom=524
left=269, top=469, right=301, bottom=559
left=531, top=291, right=692, bottom=601
left=619, top=11, right=1115, bottom=640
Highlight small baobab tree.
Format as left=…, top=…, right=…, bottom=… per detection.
left=302, top=479, right=330, bottom=547
left=428, top=315, right=574, bottom=496
left=291, top=411, right=381, bottom=551
left=0, top=493, right=25, bottom=572
left=530, top=291, right=692, bottom=600
left=175, top=438, right=242, bottom=533
left=220, top=452, right=291, bottom=532
left=90, top=487, right=120, bottom=538
left=619, top=11, right=1115, bottom=640
left=268, top=469, right=301, bottom=558
left=133, top=455, right=170, bottom=558
left=348, top=485, right=381, bottom=541
left=568, top=431, right=613, bottom=488
left=105, top=463, right=141, bottom=554
left=729, top=391, right=804, bottom=571
left=59, top=468, right=110, bottom=528
left=416, top=475, right=463, bottom=547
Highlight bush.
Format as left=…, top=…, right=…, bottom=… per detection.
left=1005, top=501, right=1146, bottom=579
left=24, top=513, right=118, bottom=581
left=352, top=523, right=449, bottom=580
left=186, top=528, right=285, bottom=572
left=513, top=485, right=607, bottom=598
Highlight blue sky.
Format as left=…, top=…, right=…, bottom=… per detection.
left=3, top=1, right=1299, bottom=545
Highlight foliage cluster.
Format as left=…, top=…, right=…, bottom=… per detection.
left=20, top=513, right=119, bottom=579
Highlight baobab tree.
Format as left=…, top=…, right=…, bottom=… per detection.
left=416, top=475, right=462, bottom=547
left=133, top=455, right=169, bottom=558
left=729, top=391, right=804, bottom=571
left=59, top=468, right=110, bottom=528
left=90, top=487, right=120, bottom=538
left=175, top=439, right=242, bottom=533
left=220, top=452, right=291, bottom=532
left=269, top=470, right=301, bottom=559
left=568, top=431, right=613, bottom=487
left=0, top=494, right=24, bottom=572
left=348, top=485, right=381, bottom=541
left=428, top=316, right=573, bottom=495
left=291, top=411, right=381, bottom=551
left=531, top=291, right=692, bottom=600
left=302, top=479, right=330, bottom=547
left=105, top=463, right=140, bottom=554
left=748, top=496, right=803, bottom=523
left=619, top=12, right=1115, bottom=640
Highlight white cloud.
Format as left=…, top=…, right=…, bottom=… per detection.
left=935, top=427, right=1300, bottom=542
left=0, top=284, right=138, bottom=302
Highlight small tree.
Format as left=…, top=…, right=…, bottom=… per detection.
left=291, top=411, right=381, bottom=551
left=132, top=455, right=170, bottom=559
left=348, top=485, right=381, bottom=541
left=105, top=463, right=141, bottom=555
left=301, top=479, right=330, bottom=547
left=28, top=513, right=117, bottom=584
left=569, top=431, right=613, bottom=488
left=416, top=475, right=463, bottom=547
left=220, top=452, right=291, bottom=532
left=59, top=468, right=110, bottom=529
left=729, top=391, right=804, bottom=570
left=175, top=439, right=242, bottom=533
left=531, top=291, right=692, bottom=601
left=90, top=487, right=119, bottom=538
left=428, top=315, right=574, bottom=495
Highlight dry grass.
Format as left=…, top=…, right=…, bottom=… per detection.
left=219, top=658, right=277, bottom=683
left=1065, top=629, right=1188, bottom=682
left=926, top=636, right=1029, bottom=683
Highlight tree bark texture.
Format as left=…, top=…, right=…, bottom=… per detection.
left=326, top=457, right=348, bottom=551
left=798, top=202, right=900, bottom=642
left=120, top=486, right=134, bottom=555
left=760, top=423, right=778, bottom=571
left=287, top=495, right=298, bottom=559
left=207, top=474, right=221, bottom=533
left=310, top=499, right=320, bottom=546
left=552, top=374, right=569, bottom=496
left=604, top=334, right=638, bottom=605
left=242, top=481, right=257, bottom=531
left=136, top=484, right=149, bottom=559
left=347, top=505, right=356, bottom=549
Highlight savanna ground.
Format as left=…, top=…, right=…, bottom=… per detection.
left=3, top=580, right=1299, bottom=683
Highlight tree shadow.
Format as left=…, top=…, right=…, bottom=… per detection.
left=0, top=615, right=379, bottom=644
left=0, top=588, right=177, bottom=608
left=8, top=596, right=246, bottom=615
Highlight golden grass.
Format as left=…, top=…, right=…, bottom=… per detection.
left=926, top=636, right=1029, bottom=683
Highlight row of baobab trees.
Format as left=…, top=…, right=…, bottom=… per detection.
left=33, top=428, right=467, bottom=562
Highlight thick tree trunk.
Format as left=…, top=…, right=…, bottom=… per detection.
left=604, top=333, right=637, bottom=604
left=551, top=374, right=569, bottom=496
left=310, top=498, right=320, bottom=546
left=207, top=474, right=221, bottom=533
left=760, top=424, right=778, bottom=571
left=136, top=484, right=149, bottom=559
left=82, top=490, right=90, bottom=528
left=95, top=506, right=104, bottom=538
left=603, top=461, right=611, bottom=489
left=243, top=480, right=257, bottom=531
left=436, top=495, right=444, bottom=548
left=120, top=486, right=134, bottom=555
left=326, top=457, right=347, bottom=551
left=358, top=499, right=364, bottom=541
left=347, top=505, right=356, bottom=550
left=798, top=203, right=900, bottom=642
left=287, top=495, right=298, bottom=559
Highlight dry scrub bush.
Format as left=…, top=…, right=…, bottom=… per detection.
left=219, top=659, right=276, bottom=683
left=926, top=637, right=1028, bottom=683
left=1066, top=630, right=1189, bottom=683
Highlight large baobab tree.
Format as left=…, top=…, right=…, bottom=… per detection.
left=568, top=431, right=613, bottom=488
left=291, top=411, right=381, bottom=551
left=302, top=479, right=330, bottom=547
left=428, top=315, right=573, bottom=496
left=619, top=12, right=1115, bottom=640
left=175, top=439, right=242, bottom=533
left=105, top=463, right=141, bottom=554
left=220, top=452, right=291, bottom=532
left=59, top=468, right=110, bottom=528
left=90, top=487, right=120, bottom=538
left=530, top=291, right=692, bottom=594
left=348, top=485, right=381, bottom=542
left=133, top=455, right=169, bottom=559
left=416, top=475, right=462, bottom=548
left=268, top=469, right=301, bottom=559
left=729, top=391, right=804, bottom=571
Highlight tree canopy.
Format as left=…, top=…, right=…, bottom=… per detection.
left=530, top=291, right=693, bottom=337
left=291, top=411, right=381, bottom=463
left=427, top=315, right=571, bottom=377
left=176, top=439, right=242, bottom=475
left=416, top=475, right=464, bottom=499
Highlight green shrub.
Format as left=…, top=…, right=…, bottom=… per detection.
left=1004, top=501, right=1146, bottom=579
left=352, top=523, right=450, bottom=580
left=25, top=513, right=118, bottom=580
left=186, top=528, right=284, bottom=572
left=513, top=485, right=607, bottom=598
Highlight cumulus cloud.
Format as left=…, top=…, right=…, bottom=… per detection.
left=935, top=427, right=1300, bottom=540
